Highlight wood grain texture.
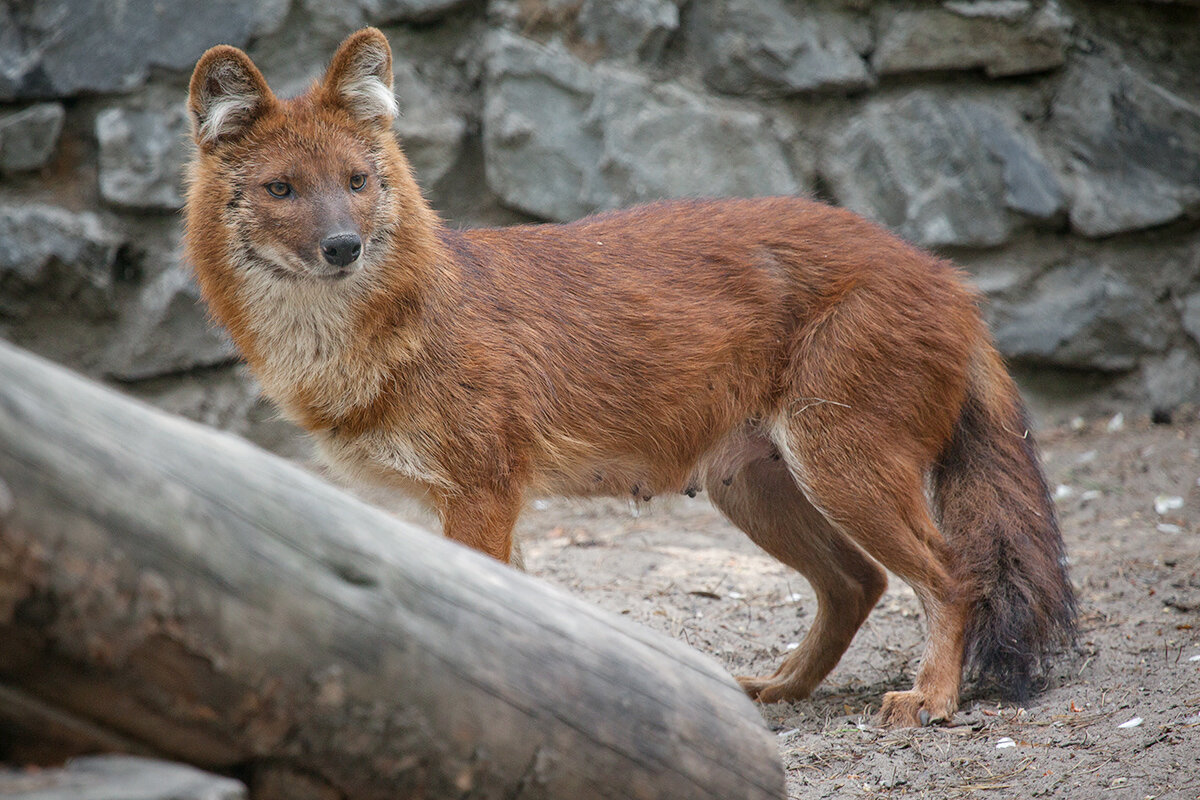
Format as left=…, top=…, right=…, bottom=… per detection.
left=0, top=341, right=783, bottom=800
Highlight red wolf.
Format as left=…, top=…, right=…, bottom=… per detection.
left=185, top=28, right=1075, bottom=726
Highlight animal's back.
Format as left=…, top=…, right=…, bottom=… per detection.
left=448, top=196, right=982, bottom=495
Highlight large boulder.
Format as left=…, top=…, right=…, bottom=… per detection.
left=96, top=94, right=191, bottom=212
left=872, top=1, right=1070, bottom=78
left=0, top=204, right=123, bottom=297
left=103, top=259, right=236, bottom=381
left=483, top=32, right=804, bottom=221
left=576, top=0, right=681, bottom=61
left=0, top=0, right=257, bottom=99
left=989, top=259, right=1170, bottom=371
left=392, top=60, right=467, bottom=188
left=1048, top=51, right=1200, bottom=237
left=821, top=91, right=1063, bottom=248
left=687, top=0, right=872, bottom=95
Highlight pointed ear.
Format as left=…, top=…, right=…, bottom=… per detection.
left=321, top=28, right=397, bottom=126
left=188, top=45, right=274, bottom=149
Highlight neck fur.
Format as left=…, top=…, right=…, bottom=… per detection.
left=236, top=212, right=451, bottom=428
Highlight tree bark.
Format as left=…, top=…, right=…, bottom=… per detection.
left=0, top=341, right=784, bottom=800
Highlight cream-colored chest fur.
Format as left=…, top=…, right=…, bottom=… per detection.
left=314, top=426, right=452, bottom=493
left=240, top=273, right=388, bottom=421
left=239, top=273, right=450, bottom=492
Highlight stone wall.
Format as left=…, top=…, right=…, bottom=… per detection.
left=2, top=0, right=1198, bottom=450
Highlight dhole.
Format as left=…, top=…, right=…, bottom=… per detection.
left=184, top=28, right=1076, bottom=727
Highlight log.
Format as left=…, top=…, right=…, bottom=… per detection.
left=0, top=341, right=784, bottom=800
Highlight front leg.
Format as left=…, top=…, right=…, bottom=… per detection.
left=437, top=485, right=524, bottom=563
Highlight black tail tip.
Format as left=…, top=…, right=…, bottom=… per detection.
left=966, top=584, right=1078, bottom=703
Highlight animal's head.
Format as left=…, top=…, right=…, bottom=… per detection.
left=186, top=28, right=420, bottom=284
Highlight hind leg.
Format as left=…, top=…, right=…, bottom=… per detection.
left=775, top=417, right=971, bottom=726
left=708, top=454, right=888, bottom=704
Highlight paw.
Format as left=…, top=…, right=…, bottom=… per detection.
left=878, top=690, right=956, bottom=727
left=736, top=674, right=811, bottom=704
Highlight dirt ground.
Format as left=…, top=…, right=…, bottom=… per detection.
left=514, top=412, right=1200, bottom=799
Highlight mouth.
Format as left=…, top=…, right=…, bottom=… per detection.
left=247, top=244, right=362, bottom=283
left=316, top=267, right=356, bottom=281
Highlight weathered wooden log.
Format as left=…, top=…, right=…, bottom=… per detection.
left=0, top=341, right=784, bottom=800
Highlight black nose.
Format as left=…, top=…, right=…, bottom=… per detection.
left=320, top=233, right=362, bottom=267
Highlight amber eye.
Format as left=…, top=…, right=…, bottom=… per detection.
left=349, top=173, right=367, bottom=192
left=265, top=181, right=292, bottom=198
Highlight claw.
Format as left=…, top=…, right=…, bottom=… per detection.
left=918, top=708, right=931, bottom=726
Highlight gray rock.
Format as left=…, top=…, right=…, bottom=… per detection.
left=242, top=24, right=340, bottom=100
left=375, top=0, right=471, bottom=21
left=958, top=235, right=1068, bottom=298
left=96, top=99, right=191, bottom=212
left=300, top=0, right=469, bottom=29
left=0, top=755, right=246, bottom=800
left=0, top=0, right=257, bottom=99
left=254, top=0, right=293, bottom=37
left=393, top=61, right=467, bottom=188
left=689, top=0, right=873, bottom=95
left=0, top=203, right=122, bottom=290
left=821, top=91, right=1063, bottom=248
left=598, top=79, right=802, bottom=207
left=990, top=260, right=1170, bottom=371
left=483, top=32, right=800, bottom=221
left=577, top=0, right=681, bottom=61
left=0, top=4, right=38, bottom=101
left=873, top=1, right=1070, bottom=78
left=124, top=364, right=311, bottom=460
left=1049, top=53, right=1200, bottom=238
left=0, top=103, right=64, bottom=172
left=483, top=34, right=599, bottom=221
left=944, top=1, right=1035, bottom=21
left=104, top=262, right=236, bottom=381
left=1180, top=291, right=1200, bottom=346
left=1143, top=348, right=1200, bottom=410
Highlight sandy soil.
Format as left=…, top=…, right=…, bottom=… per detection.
left=515, top=413, right=1200, bottom=799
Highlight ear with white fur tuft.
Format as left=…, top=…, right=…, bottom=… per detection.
left=322, top=28, right=397, bottom=126
left=188, top=45, right=274, bottom=149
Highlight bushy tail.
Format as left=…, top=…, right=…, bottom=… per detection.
left=932, top=346, right=1076, bottom=702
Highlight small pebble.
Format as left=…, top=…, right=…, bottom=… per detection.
left=1154, top=495, right=1183, bottom=515
left=996, top=737, right=1017, bottom=749
left=1117, top=717, right=1143, bottom=729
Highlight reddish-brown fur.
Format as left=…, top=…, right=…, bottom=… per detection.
left=185, top=29, right=1075, bottom=726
